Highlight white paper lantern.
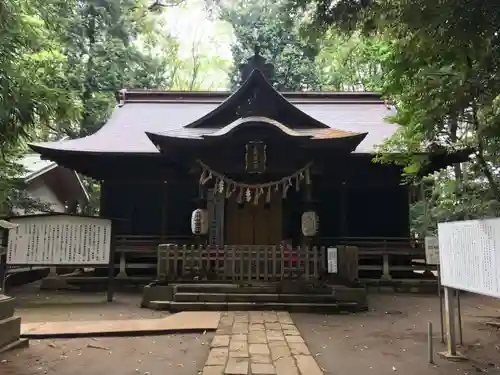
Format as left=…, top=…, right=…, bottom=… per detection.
left=301, top=211, right=319, bottom=237
left=191, top=208, right=208, bottom=235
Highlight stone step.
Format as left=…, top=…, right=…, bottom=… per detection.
left=0, top=316, right=22, bottom=349
left=0, top=295, right=15, bottom=321
left=174, top=284, right=279, bottom=295
left=149, top=300, right=366, bottom=314
left=174, top=292, right=338, bottom=304
left=174, top=283, right=334, bottom=295
left=0, top=338, right=29, bottom=354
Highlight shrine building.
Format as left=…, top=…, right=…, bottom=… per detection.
left=28, top=52, right=467, bottom=280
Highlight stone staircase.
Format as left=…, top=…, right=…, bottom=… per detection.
left=0, top=295, right=28, bottom=353
left=142, top=283, right=368, bottom=313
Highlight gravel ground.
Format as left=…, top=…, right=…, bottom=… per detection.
left=1, top=285, right=213, bottom=375
left=0, top=334, right=213, bottom=375
left=293, top=293, right=500, bottom=375
left=11, top=288, right=165, bottom=323
left=2, top=284, right=500, bottom=375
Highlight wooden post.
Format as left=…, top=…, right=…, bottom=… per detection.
left=428, top=321, right=434, bottom=364
left=197, top=183, right=208, bottom=246
left=438, top=265, right=445, bottom=343
left=100, top=182, right=116, bottom=302
left=106, top=220, right=116, bottom=303
left=117, top=251, right=127, bottom=278
left=337, top=245, right=359, bottom=285
left=381, top=253, right=392, bottom=280
left=0, top=229, right=6, bottom=293
left=443, top=286, right=457, bottom=356
left=438, top=286, right=467, bottom=360
left=456, top=290, right=463, bottom=345
left=160, top=180, right=168, bottom=243
left=340, top=181, right=348, bottom=238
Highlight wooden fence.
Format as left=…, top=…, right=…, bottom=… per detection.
left=157, top=245, right=328, bottom=282
left=116, top=236, right=433, bottom=283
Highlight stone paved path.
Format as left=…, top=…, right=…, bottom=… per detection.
left=202, top=311, right=323, bottom=375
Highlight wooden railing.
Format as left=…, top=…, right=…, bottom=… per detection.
left=320, top=237, right=432, bottom=280
left=158, top=245, right=321, bottom=282
left=115, top=235, right=192, bottom=253
left=114, top=236, right=434, bottom=282
left=157, top=244, right=359, bottom=284
left=320, top=237, right=424, bottom=254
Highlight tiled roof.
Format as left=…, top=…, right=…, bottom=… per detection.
left=30, top=95, right=398, bottom=154
left=16, top=153, right=89, bottom=201
left=17, top=154, right=58, bottom=181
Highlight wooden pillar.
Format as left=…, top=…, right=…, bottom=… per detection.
left=116, top=252, right=127, bottom=278
left=340, top=181, right=348, bottom=238
left=100, top=180, right=121, bottom=280
left=160, top=181, right=168, bottom=243
left=197, top=182, right=208, bottom=246
left=99, top=180, right=109, bottom=218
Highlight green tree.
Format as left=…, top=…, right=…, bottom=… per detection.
left=41, top=0, right=187, bottom=212
left=0, top=0, right=82, bottom=215
left=0, top=0, right=80, bottom=148
left=218, top=0, right=320, bottom=90
left=49, top=0, right=181, bottom=138
left=315, top=30, right=384, bottom=91
left=1, top=0, right=229, bottom=215
left=284, top=0, right=500, bottom=233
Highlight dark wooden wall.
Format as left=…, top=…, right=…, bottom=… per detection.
left=100, top=154, right=410, bottom=240
left=101, top=180, right=197, bottom=237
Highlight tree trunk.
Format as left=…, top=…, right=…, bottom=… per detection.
left=80, top=4, right=97, bottom=137
left=448, top=115, right=463, bottom=193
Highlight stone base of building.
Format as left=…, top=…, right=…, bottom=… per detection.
left=0, top=295, right=29, bottom=353
left=141, top=282, right=368, bottom=314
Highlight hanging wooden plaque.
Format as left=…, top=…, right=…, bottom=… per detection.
left=245, top=141, right=267, bottom=174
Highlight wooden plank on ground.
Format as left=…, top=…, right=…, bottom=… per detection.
left=20, top=311, right=221, bottom=339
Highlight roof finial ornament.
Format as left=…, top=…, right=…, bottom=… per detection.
left=239, top=42, right=275, bottom=85
left=254, top=44, right=261, bottom=56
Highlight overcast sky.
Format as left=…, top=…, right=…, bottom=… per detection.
left=164, top=0, right=234, bottom=59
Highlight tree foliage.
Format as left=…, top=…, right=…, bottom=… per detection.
left=0, top=0, right=224, bottom=215
left=280, top=0, right=500, bottom=235
left=0, top=0, right=80, bottom=149
left=218, top=0, right=320, bottom=90
left=315, top=30, right=384, bottom=91
left=4, top=0, right=500, bottom=236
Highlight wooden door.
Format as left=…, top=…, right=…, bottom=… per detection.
left=225, top=192, right=282, bottom=245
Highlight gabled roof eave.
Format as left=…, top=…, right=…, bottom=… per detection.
left=183, top=69, right=330, bottom=129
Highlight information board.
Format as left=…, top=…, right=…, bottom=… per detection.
left=424, top=236, right=440, bottom=265
left=6, top=215, right=111, bottom=266
left=327, top=247, right=338, bottom=274
left=438, top=218, right=500, bottom=298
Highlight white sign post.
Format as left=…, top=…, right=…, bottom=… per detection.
left=6, top=216, right=111, bottom=266
left=437, top=218, right=500, bottom=359
left=424, top=236, right=445, bottom=344
left=0, top=221, right=19, bottom=293
left=3, top=214, right=114, bottom=301
left=443, top=285, right=458, bottom=357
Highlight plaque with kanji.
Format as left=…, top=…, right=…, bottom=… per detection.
left=245, top=141, right=267, bottom=173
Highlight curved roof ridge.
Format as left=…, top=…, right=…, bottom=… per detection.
left=204, top=116, right=305, bottom=137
